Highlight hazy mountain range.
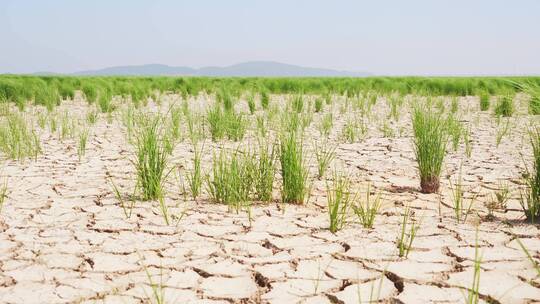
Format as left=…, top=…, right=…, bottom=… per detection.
left=40, top=61, right=370, bottom=77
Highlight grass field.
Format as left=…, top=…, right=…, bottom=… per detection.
left=0, top=75, right=539, bottom=303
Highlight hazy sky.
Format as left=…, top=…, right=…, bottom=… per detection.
left=1, top=0, right=539, bottom=75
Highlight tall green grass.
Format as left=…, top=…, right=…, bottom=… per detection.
left=169, top=106, right=182, bottom=141
left=133, top=113, right=170, bottom=201
left=98, top=89, right=114, bottom=113
left=206, top=104, right=227, bottom=140
left=446, top=115, right=463, bottom=151
left=35, top=85, right=59, bottom=111
left=326, top=170, right=352, bottom=233
left=520, top=82, right=540, bottom=115
left=281, top=111, right=302, bottom=134
left=0, top=111, right=41, bottom=160
left=187, top=144, right=203, bottom=200
left=256, top=114, right=269, bottom=138
left=388, top=94, right=404, bottom=121
left=411, top=106, right=447, bottom=193
left=450, top=96, right=459, bottom=114
left=186, top=112, right=204, bottom=144
left=207, top=102, right=247, bottom=141
left=494, top=95, right=514, bottom=117
left=206, top=149, right=254, bottom=213
left=317, top=113, right=333, bottom=137
left=59, top=111, right=76, bottom=140
left=279, top=131, right=310, bottom=204
left=342, top=118, right=367, bottom=143
left=314, top=97, right=323, bottom=113
left=1, top=75, right=539, bottom=111
left=292, top=95, right=304, bottom=113
left=314, top=140, right=336, bottom=179
left=86, top=108, right=98, bottom=125
left=253, top=142, right=276, bottom=202
left=82, top=84, right=98, bottom=103
left=521, top=127, right=540, bottom=222
left=260, top=91, right=270, bottom=110
left=479, top=92, right=490, bottom=111
left=247, top=93, right=256, bottom=114
left=77, top=126, right=90, bottom=161
left=55, top=79, right=75, bottom=100
left=495, top=117, right=511, bottom=147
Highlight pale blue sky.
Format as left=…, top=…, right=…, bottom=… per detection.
left=1, top=0, right=539, bottom=75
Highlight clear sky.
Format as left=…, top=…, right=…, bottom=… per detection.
left=1, top=0, right=539, bottom=76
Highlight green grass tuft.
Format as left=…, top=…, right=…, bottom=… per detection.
left=520, top=127, right=540, bottom=222
left=187, top=144, right=203, bottom=200
left=314, top=97, right=323, bottom=113
left=326, top=170, right=352, bottom=233
left=132, top=113, right=170, bottom=201
left=494, top=95, right=514, bottom=117
left=479, top=92, right=490, bottom=111
left=0, top=111, right=41, bottom=161
left=292, top=95, right=304, bottom=113
left=397, top=206, right=419, bottom=258
left=449, top=168, right=478, bottom=223
left=260, top=91, right=270, bottom=110
left=279, top=131, right=310, bottom=204
left=520, top=82, right=540, bottom=115
left=77, top=125, right=90, bottom=161
left=446, top=114, right=463, bottom=152
left=253, top=142, right=276, bottom=202
left=411, top=105, right=447, bottom=193
left=206, top=148, right=255, bottom=213
left=207, top=102, right=247, bottom=141
left=315, top=140, right=336, bottom=179
left=98, top=89, right=114, bottom=113
left=247, top=94, right=256, bottom=114
left=82, top=84, right=98, bottom=103
left=352, top=184, right=382, bottom=229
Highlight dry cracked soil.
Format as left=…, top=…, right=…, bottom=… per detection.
left=0, top=93, right=539, bottom=303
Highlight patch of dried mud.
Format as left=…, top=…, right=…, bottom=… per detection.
left=0, top=94, right=539, bottom=303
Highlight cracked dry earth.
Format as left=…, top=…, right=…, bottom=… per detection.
left=1, top=95, right=540, bottom=304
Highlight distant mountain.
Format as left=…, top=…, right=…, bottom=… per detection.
left=68, top=61, right=370, bottom=77
left=31, top=71, right=62, bottom=76
left=195, top=61, right=370, bottom=77
left=73, top=64, right=196, bottom=76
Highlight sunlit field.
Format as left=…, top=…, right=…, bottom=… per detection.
left=1, top=75, right=540, bottom=303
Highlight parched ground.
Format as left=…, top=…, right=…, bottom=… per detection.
left=0, top=94, right=539, bottom=303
